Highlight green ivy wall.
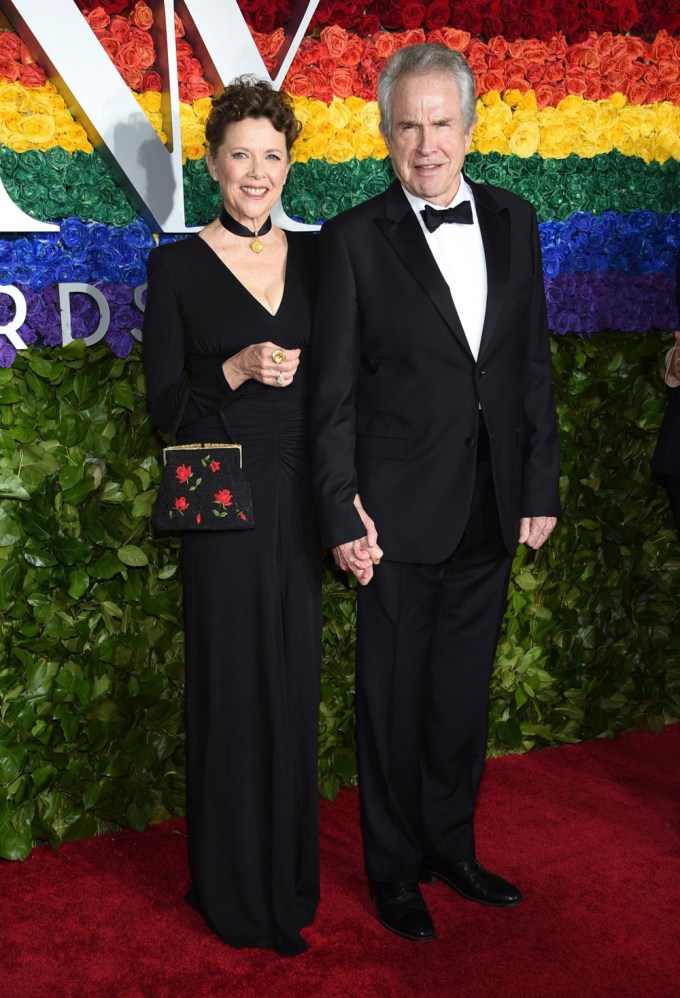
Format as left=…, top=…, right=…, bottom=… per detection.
left=0, top=332, right=678, bottom=859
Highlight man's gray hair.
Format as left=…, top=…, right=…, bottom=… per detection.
left=377, top=44, right=478, bottom=138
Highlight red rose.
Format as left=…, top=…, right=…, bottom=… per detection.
left=109, top=16, right=131, bottom=42
left=254, top=8, right=275, bottom=34
left=183, top=76, right=215, bottom=101
left=0, top=58, right=18, bottom=82
left=425, top=1, right=450, bottom=31
left=214, top=489, right=233, bottom=507
left=175, top=497, right=189, bottom=512
left=360, top=15, right=382, bottom=34
left=175, top=464, right=192, bottom=483
left=401, top=3, right=427, bottom=30
left=0, top=31, right=21, bottom=59
left=210, top=460, right=221, bottom=472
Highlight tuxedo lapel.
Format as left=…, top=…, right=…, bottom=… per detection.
left=375, top=182, right=473, bottom=357
left=470, top=180, right=510, bottom=360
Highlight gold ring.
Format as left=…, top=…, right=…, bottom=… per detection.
left=276, top=373, right=286, bottom=386
left=272, top=349, right=285, bottom=364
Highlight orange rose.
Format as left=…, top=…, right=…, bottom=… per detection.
left=533, top=84, right=555, bottom=109
left=465, top=42, right=488, bottom=74
left=543, top=62, right=565, bottom=84
left=176, top=39, right=192, bottom=58
left=626, top=64, right=645, bottom=82
left=374, top=33, right=398, bottom=59
left=330, top=67, right=355, bottom=100
left=320, top=25, right=349, bottom=61
left=487, top=36, right=509, bottom=59
left=650, top=32, right=675, bottom=61
left=141, top=69, right=161, bottom=92
left=505, top=74, right=529, bottom=92
left=183, top=76, right=214, bottom=101
left=0, top=58, right=18, bottom=82
left=339, top=40, right=362, bottom=69
left=17, top=63, right=45, bottom=86
left=480, top=71, right=505, bottom=93
left=547, top=34, right=568, bottom=59
left=667, top=82, right=680, bottom=102
left=643, top=65, right=659, bottom=85
left=402, top=29, right=426, bottom=46
left=440, top=28, right=471, bottom=51
left=130, top=1, right=153, bottom=30
left=109, top=16, right=130, bottom=42
left=306, top=67, right=333, bottom=104
left=318, top=55, right=336, bottom=77
left=525, top=62, right=545, bottom=85
left=564, top=73, right=587, bottom=97
left=86, top=8, right=111, bottom=32
left=100, top=37, right=120, bottom=59
left=583, top=71, right=601, bottom=101
left=116, top=40, right=143, bottom=71
left=286, top=74, right=314, bottom=98
left=646, top=84, right=670, bottom=103
left=174, top=13, right=185, bottom=37
left=657, top=60, right=678, bottom=83
left=627, top=82, right=649, bottom=104
left=120, top=66, right=143, bottom=90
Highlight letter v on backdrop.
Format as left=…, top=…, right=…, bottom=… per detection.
left=0, top=0, right=320, bottom=233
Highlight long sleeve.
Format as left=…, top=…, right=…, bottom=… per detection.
left=142, top=245, right=245, bottom=435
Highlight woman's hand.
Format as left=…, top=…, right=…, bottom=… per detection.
left=222, top=342, right=301, bottom=390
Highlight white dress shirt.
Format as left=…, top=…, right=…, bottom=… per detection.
left=403, top=178, right=487, bottom=360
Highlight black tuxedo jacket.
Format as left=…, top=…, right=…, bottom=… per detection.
left=651, top=252, right=680, bottom=481
left=311, top=179, right=561, bottom=563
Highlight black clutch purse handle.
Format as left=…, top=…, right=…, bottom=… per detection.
left=169, top=382, right=236, bottom=446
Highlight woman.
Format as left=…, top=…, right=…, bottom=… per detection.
left=143, top=79, right=320, bottom=956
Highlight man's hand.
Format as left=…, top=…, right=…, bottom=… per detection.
left=518, top=516, right=557, bottom=550
left=331, top=495, right=383, bottom=585
left=670, top=330, right=680, bottom=383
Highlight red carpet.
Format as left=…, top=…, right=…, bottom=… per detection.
left=2, top=726, right=678, bottom=997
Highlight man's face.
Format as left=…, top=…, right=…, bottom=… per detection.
left=383, top=71, right=474, bottom=207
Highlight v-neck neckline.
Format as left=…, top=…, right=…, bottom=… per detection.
left=196, top=233, right=290, bottom=318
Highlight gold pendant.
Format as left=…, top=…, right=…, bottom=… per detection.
left=250, top=235, right=263, bottom=253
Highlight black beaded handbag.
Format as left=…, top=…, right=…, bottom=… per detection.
left=154, top=388, right=255, bottom=532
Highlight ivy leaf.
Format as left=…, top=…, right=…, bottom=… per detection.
left=0, top=472, right=30, bottom=500
left=118, top=545, right=149, bottom=567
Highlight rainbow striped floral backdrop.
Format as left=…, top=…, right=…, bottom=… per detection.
left=0, top=0, right=679, bottom=370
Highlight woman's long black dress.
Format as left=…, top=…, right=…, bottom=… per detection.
left=143, top=232, right=321, bottom=956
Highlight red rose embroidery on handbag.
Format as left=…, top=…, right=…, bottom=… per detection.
left=196, top=513, right=201, bottom=524
left=214, top=489, right=233, bottom=507
left=175, top=464, right=192, bottom=483
left=210, top=460, right=220, bottom=472
left=175, top=496, right=189, bottom=511
left=239, top=511, right=247, bottom=521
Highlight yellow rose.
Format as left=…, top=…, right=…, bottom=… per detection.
left=306, top=132, right=330, bottom=159
left=355, top=101, right=381, bottom=133
left=6, top=134, right=32, bottom=152
left=307, top=100, right=330, bottom=127
left=0, top=82, right=30, bottom=112
left=20, top=114, right=56, bottom=145
left=537, top=121, right=571, bottom=159
left=325, top=132, right=355, bottom=164
left=291, top=143, right=310, bottom=164
left=344, top=95, right=365, bottom=113
left=609, top=92, right=627, bottom=109
left=193, top=97, right=212, bottom=123
left=60, top=135, right=78, bottom=153
left=508, top=119, right=540, bottom=158
left=328, top=97, right=352, bottom=130
left=351, top=130, right=378, bottom=160
left=556, top=95, right=585, bottom=115
left=516, top=90, right=538, bottom=113
left=479, top=91, right=502, bottom=109
left=502, top=88, right=524, bottom=109
left=651, top=127, right=680, bottom=164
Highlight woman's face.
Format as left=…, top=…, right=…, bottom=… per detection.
left=207, top=116, right=290, bottom=227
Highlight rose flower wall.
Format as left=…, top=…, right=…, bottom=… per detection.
left=0, top=0, right=678, bottom=858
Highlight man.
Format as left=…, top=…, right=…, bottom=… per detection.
left=311, top=44, right=561, bottom=942
left=651, top=251, right=680, bottom=535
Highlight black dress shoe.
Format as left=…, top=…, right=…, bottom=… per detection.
left=420, top=859, right=523, bottom=908
left=370, top=881, right=436, bottom=941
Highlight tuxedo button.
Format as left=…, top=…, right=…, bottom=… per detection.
left=476, top=369, right=486, bottom=379
left=465, top=437, right=475, bottom=447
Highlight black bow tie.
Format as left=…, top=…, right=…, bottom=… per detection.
left=421, top=200, right=473, bottom=232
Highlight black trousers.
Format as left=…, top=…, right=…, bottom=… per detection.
left=356, top=425, right=513, bottom=882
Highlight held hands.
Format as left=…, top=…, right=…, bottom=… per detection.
left=518, top=516, right=557, bottom=550
left=332, top=495, right=384, bottom=586
left=222, top=342, right=300, bottom=390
